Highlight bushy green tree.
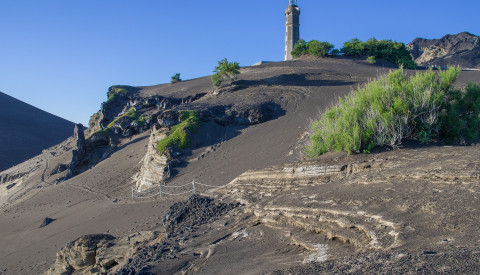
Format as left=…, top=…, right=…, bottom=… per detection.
left=440, top=83, right=480, bottom=144
left=341, top=38, right=364, bottom=56
left=306, top=67, right=462, bottom=157
left=307, top=40, right=334, bottom=57
left=211, top=58, right=240, bottom=87
left=291, top=39, right=308, bottom=58
left=171, top=73, right=182, bottom=83
left=330, top=49, right=341, bottom=56
left=341, top=38, right=416, bottom=69
left=291, top=39, right=336, bottom=58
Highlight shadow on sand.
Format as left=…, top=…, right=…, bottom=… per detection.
left=235, top=74, right=356, bottom=87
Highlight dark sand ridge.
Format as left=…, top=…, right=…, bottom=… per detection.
left=0, top=58, right=479, bottom=274
left=0, top=91, right=75, bottom=171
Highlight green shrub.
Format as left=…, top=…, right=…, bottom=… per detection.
left=171, top=73, right=182, bottom=83
left=440, top=83, right=480, bottom=144
left=308, top=40, right=334, bottom=57
left=92, top=128, right=111, bottom=136
left=341, top=38, right=364, bottom=56
left=211, top=58, right=240, bottom=87
left=306, top=67, right=461, bottom=157
left=291, top=39, right=308, bottom=57
left=341, top=38, right=416, bottom=69
left=106, top=88, right=128, bottom=104
left=367, top=56, right=376, bottom=64
left=103, top=107, right=146, bottom=130
left=330, top=49, right=341, bottom=56
left=157, top=110, right=200, bottom=153
left=291, top=39, right=336, bottom=58
left=106, top=93, right=116, bottom=104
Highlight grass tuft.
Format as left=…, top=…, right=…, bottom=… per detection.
left=157, top=110, right=199, bottom=154
left=106, top=88, right=128, bottom=104
left=306, top=67, right=461, bottom=157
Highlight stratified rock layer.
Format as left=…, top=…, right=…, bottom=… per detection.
left=46, top=232, right=158, bottom=275
left=134, top=125, right=169, bottom=191
left=408, top=32, right=480, bottom=68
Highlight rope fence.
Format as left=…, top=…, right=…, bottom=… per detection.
left=131, top=180, right=219, bottom=200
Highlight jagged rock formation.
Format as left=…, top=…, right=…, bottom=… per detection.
left=134, top=125, right=169, bottom=191
left=65, top=124, right=86, bottom=180
left=85, top=85, right=172, bottom=138
left=408, top=32, right=480, bottom=68
left=46, top=232, right=158, bottom=275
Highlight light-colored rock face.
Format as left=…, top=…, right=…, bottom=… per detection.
left=211, top=145, right=480, bottom=256
left=46, top=232, right=158, bottom=275
left=86, top=110, right=103, bottom=138
left=413, top=45, right=449, bottom=65
left=134, top=126, right=169, bottom=191
left=408, top=32, right=480, bottom=68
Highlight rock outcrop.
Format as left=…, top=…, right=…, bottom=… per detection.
left=134, top=125, right=170, bottom=191
left=408, top=32, right=480, bottom=68
left=65, top=124, right=86, bottom=180
left=46, top=232, right=158, bottom=275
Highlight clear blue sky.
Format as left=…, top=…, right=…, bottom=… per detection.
left=1, top=0, right=478, bottom=125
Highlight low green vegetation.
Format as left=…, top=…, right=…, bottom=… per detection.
left=171, top=73, right=182, bottom=83
left=91, top=108, right=149, bottom=137
left=306, top=67, right=464, bottom=157
left=291, top=39, right=335, bottom=58
left=92, top=128, right=110, bottom=136
left=291, top=38, right=416, bottom=68
left=157, top=110, right=200, bottom=154
left=367, top=56, right=376, bottom=64
left=106, top=88, right=128, bottom=104
left=441, top=83, right=480, bottom=144
left=211, top=58, right=240, bottom=87
left=341, top=38, right=416, bottom=69
left=107, top=107, right=140, bottom=128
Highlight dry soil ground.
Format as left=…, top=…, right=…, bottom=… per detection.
left=0, top=58, right=479, bottom=274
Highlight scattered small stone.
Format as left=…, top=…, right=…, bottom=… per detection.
left=162, top=194, right=239, bottom=239
left=5, top=183, right=16, bottom=189
left=40, top=217, right=55, bottom=228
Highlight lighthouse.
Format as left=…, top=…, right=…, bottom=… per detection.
left=285, top=0, right=300, bottom=61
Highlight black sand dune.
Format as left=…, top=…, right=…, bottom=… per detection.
left=0, top=91, right=75, bottom=171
